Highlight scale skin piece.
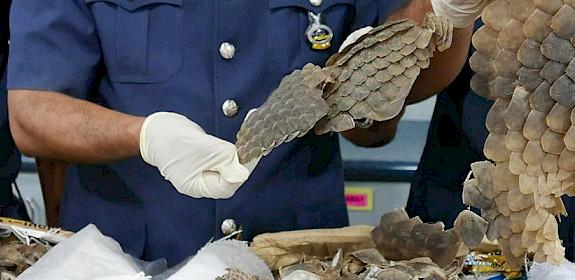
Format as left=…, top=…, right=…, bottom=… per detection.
left=371, top=208, right=486, bottom=269
left=467, top=0, right=575, bottom=269
left=236, top=14, right=454, bottom=164
left=251, top=212, right=468, bottom=279
left=235, top=64, right=331, bottom=164
left=453, top=210, right=489, bottom=249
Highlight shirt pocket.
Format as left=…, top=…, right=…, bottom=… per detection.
left=86, top=0, right=184, bottom=83
left=268, top=0, right=355, bottom=73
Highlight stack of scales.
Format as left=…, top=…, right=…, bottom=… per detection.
left=218, top=209, right=488, bottom=280
left=467, top=0, right=575, bottom=270
left=235, top=14, right=453, bottom=164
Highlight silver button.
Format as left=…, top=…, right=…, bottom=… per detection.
left=309, top=0, right=322, bottom=6
left=219, top=42, right=236, bottom=59
left=221, top=219, right=237, bottom=235
left=222, top=99, right=239, bottom=117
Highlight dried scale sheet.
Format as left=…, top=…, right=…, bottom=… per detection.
left=371, top=209, right=485, bottom=270
left=316, top=14, right=453, bottom=135
left=261, top=209, right=478, bottom=279
left=468, top=0, right=575, bottom=268
left=235, top=64, right=331, bottom=164
left=236, top=14, right=454, bottom=164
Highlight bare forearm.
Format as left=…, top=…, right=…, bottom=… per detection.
left=407, top=26, right=472, bottom=104
left=342, top=109, right=404, bottom=147
left=8, top=90, right=144, bottom=163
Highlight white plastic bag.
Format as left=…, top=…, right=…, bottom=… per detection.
left=529, top=259, right=575, bottom=279
left=167, top=239, right=273, bottom=280
left=18, top=224, right=150, bottom=280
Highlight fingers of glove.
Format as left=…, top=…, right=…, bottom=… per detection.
left=191, top=155, right=257, bottom=199
left=197, top=154, right=258, bottom=199
left=168, top=171, right=231, bottom=199
left=339, top=26, right=373, bottom=52
left=431, top=0, right=490, bottom=28
left=211, top=151, right=250, bottom=184
left=161, top=143, right=246, bottom=197
left=142, top=112, right=239, bottom=173
left=169, top=175, right=204, bottom=199
left=437, top=0, right=489, bottom=10
left=153, top=156, right=204, bottom=196
left=140, top=112, right=205, bottom=165
left=200, top=170, right=243, bottom=199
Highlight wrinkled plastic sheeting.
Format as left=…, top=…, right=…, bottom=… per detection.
left=528, top=259, right=575, bottom=279
left=18, top=224, right=165, bottom=280
left=167, top=239, right=273, bottom=280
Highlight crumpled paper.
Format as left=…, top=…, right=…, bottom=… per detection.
left=17, top=224, right=156, bottom=280
left=251, top=225, right=374, bottom=270
left=167, top=239, right=273, bottom=280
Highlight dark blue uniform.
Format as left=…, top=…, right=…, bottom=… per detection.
left=0, top=0, right=26, bottom=220
left=407, top=21, right=575, bottom=261
left=8, top=0, right=408, bottom=265
left=406, top=56, right=490, bottom=228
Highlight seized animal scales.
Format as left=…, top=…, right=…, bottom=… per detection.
left=0, top=241, right=48, bottom=279
left=371, top=208, right=487, bottom=270
left=467, top=0, right=575, bottom=270
left=251, top=209, right=487, bottom=280
left=236, top=14, right=453, bottom=164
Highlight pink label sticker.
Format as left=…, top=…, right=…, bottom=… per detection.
left=346, top=194, right=368, bottom=207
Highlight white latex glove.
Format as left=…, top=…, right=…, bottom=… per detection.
left=431, top=0, right=492, bottom=28
left=140, top=112, right=257, bottom=199
left=338, top=26, right=374, bottom=52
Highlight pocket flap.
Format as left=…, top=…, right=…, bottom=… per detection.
left=85, top=0, right=183, bottom=11
left=269, top=0, right=355, bottom=14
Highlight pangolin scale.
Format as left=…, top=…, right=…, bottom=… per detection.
left=236, top=14, right=453, bottom=164
left=467, top=0, right=575, bottom=270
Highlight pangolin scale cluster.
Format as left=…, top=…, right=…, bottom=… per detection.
left=248, top=208, right=486, bottom=280
left=466, top=0, right=575, bottom=270
left=237, top=0, right=575, bottom=271
left=236, top=14, right=453, bottom=164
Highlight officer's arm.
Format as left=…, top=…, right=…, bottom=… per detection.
left=343, top=0, right=473, bottom=147
left=8, top=90, right=145, bottom=162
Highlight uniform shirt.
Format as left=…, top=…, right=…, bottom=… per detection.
left=8, top=0, right=409, bottom=264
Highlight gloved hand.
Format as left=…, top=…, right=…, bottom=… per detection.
left=338, top=26, right=374, bottom=52
left=140, top=112, right=257, bottom=199
left=431, top=0, right=492, bottom=28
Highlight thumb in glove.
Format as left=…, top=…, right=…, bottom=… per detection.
left=431, top=0, right=492, bottom=28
